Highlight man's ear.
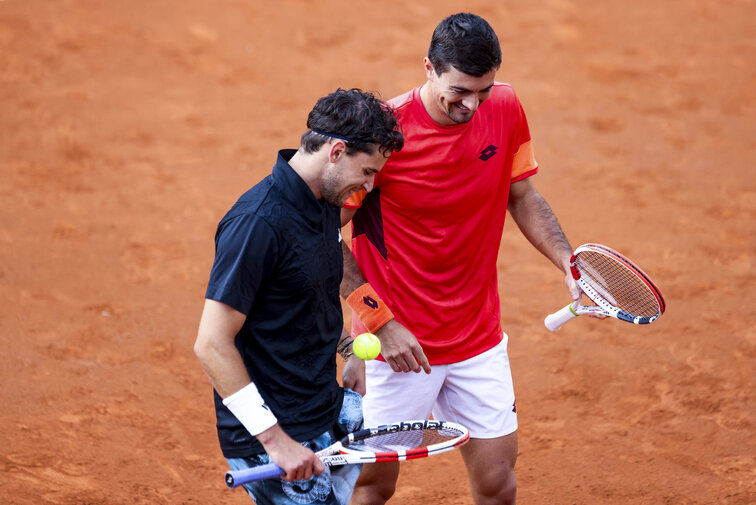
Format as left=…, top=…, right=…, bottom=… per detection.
left=328, top=139, right=347, bottom=163
left=423, top=57, right=435, bottom=79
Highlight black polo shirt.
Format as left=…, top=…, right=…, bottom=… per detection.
left=205, top=149, right=344, bottom=458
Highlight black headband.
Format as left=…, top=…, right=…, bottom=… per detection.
left=311, top=130, right=371, bottom=144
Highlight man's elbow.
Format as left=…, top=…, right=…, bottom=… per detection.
left=193, top=331, right=213, bottom=362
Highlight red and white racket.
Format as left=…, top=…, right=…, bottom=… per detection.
left=544, top=243, right=666, bottom=331
left=224, top=419, right=469, bottom=488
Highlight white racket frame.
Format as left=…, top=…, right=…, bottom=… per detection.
left=225, top=419, right=470, bottom=488
left=544, top=243, right=664, bottom=331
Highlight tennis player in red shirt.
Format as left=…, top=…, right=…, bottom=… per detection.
left=339, top=13, right=583, bottom=505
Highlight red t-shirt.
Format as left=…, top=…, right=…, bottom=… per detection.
left=345, top=83, right=538, bottom=364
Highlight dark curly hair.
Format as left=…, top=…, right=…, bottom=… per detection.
left=428, top=13, right=502, bottom=77
left=301, top=88, right=404, bottom=157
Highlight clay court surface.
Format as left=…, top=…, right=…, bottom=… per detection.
left=1, top=1, right=754, bottom=503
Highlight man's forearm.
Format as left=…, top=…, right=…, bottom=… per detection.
left=341, top=239, right=367, bottom=297
left=509, top=184, right=573, bottom=271
left=194, top=299, right=253, bottom=398
left=195, top=333, right=252, bottom=398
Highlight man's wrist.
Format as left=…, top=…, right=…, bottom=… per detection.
left=222, top=382, right=278, bottom=436
left=337, top=338, right=354, bottom=361
left=254, top=422, right=284, bottom=446
left=346, top=283, right=394, bottom=333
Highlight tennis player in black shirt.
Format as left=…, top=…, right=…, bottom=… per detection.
left=194, top=89, right=403, bottom=505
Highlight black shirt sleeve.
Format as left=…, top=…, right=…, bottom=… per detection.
left=205, top=213, right=277, bottom=315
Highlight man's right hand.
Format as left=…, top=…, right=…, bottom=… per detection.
left=257, top=424, right=325, bottom=481
left=376, top=319, right=431, bottom=374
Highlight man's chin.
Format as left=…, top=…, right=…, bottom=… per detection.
left=450, top=112, right=473, bottom=124
left=333, top=191, right=354, bottom=208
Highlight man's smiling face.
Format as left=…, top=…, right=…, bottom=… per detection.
left=423, top=58, right=497, bottom=125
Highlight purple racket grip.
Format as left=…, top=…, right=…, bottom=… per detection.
left=225, top=463, right=284, bottom=488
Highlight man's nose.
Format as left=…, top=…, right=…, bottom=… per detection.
left=461, top=95, right=479, bottom=111
left=363, top=174, right=375, bottom=192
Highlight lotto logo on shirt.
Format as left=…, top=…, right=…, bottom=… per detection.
left=479, top=145, right=498, bottom=161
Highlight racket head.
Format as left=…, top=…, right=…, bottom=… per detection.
left=341, top=420, right=470, bottom=462
left=571, top=243, right=665, bottom=324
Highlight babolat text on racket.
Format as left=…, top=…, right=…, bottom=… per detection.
left=544, top=243, right=666, bottom=331
left=224, top=419, right=469, bottom=488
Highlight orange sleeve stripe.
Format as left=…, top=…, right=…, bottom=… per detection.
left=512, top=167, right=538, bottom=183
left=511, top=140, right=538, bottom=181
left=344, top=189, right=368, bottom=209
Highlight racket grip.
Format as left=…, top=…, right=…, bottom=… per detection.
left=225, top=463, right=284, bottom=488
left=544, top=303, right=578, bottom=331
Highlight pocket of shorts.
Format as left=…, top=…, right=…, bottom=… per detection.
left=336, top=389, right=364, bottom=436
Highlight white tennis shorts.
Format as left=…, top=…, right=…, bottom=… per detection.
left=363, top=333, right=517, bottom=439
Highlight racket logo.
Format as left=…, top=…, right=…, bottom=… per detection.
left=479, top=145, right=498, bottom=161
left=385, top=420, right=443, bottom=433
left=328, top=455, right=348, bottom=465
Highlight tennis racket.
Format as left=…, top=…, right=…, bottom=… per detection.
left=225, top=419, right=469, bottom=488
left=544, top=243, right=665, bottom=331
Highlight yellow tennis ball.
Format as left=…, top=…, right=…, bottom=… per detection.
left=353, top=333, right=381, bottom=360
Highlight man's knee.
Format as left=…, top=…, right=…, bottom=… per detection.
left=351, top=462, right=400, bottom=505
left=461, top=434, right=518, bottom=505
left=476, top=466, right=517, bottom=504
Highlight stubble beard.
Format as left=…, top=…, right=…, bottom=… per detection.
left=321, top=172, right=348, bottom=207
left=447, top=103, right=474, bottom=124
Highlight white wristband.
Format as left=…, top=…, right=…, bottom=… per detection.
left=222, top=382, right=278, bottom=436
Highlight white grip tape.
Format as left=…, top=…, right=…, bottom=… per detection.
left=544, top=303, right=578, bottom=332
left=223, top=382, right=278, bottom=436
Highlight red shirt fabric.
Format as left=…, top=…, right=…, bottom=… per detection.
left=346, top=83, right=538, bottom=364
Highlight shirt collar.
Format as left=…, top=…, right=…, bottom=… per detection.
left=271, top=149, right=326, bottom=220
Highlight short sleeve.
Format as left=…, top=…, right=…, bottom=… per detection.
left=205, top=214, right=278, bottom=315
left=510, top=98, right=538, bottom=182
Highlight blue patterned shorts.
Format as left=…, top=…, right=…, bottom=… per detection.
left=227, top=389, right=363, bottom=505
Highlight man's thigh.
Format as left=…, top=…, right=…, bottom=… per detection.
left=363, top=359, right=446, bottom=427
left=433, top=335, right=518, bottom=438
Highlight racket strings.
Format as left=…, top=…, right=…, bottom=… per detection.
left=353, top=427, right=464, bottom=452
left=576, top=251, right=660, bottom=317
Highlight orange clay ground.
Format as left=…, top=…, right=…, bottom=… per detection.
left=1, top=1, right=754, bottom=504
